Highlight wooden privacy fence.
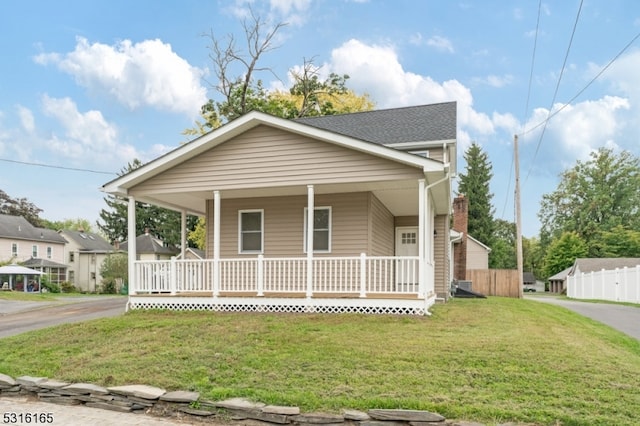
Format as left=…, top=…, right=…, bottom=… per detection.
left=466, top=269, right=520, bottom=297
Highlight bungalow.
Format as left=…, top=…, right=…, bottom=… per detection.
left=101, top=102, right=457, bottom=315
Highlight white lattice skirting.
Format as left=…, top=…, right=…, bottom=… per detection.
left=126, top=296, right=432, bottom=316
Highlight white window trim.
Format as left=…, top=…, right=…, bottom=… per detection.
left=238, top=209, right=264, bottom=254
left=32, top=245, right=38, bottom=258
left=11, top=243, right=18, bottom=257
left=303, top=206, right=332, bottom=254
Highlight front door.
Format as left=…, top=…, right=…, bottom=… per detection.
left=395, top=227, right=419, bottom=291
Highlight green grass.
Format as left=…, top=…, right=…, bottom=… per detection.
left=1, top=297, right=639, bottom=425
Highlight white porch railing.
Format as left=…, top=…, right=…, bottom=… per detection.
left=567, top=266, right=640, bottom=303
left=132, top=255, right=424, bottom=297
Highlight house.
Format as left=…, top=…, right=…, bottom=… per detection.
left=0, top=214, right=68, bottom=288
left=176, top=247, right=206, bottom=260
left=59, top=229, right=116, bottom=292
left=548, top=266, right=571, bottom=294
left=565, top=257, right=640, bottom=302
left=120, top=229, right=180, bottom=261
left=549, top=258, right=640, bottom=294
left=101, top=102, right=457, bottom=315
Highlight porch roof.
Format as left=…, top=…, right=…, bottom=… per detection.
left=102, top=109, right=453, bottom=216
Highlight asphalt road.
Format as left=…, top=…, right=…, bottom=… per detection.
left=527, top=295, right=640, bottom=340
left=0, top=296, right=127, bottom=338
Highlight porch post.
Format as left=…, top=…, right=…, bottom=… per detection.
left=180, top=209, right=187, bottom=258
left=418, top=179, right=426, bottom=298
left=306, top=185, right=314, bottom=298
left=127, top=195, right=137, bottom=295
left=213, top=190, right=221, bottom=297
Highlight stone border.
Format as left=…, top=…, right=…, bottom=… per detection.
left=0, top=374, right=496, bottom=426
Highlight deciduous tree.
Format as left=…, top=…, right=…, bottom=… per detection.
left=539, top=148, right=640, bottom=254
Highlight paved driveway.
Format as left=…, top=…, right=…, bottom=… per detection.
left=528, top=295, right=640, bottom=340
left=0, top=296, right=127, bottom=338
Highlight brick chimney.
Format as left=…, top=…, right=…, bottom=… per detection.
left=452, top=194, right=468, bottom=280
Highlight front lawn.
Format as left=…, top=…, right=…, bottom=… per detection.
left=0, top=297, right=638, bottom=425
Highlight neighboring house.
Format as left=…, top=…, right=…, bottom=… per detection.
left=548, top=267, right=571, bottom=294
left=0, top=214, right=68, bottom=287
left=101, top=102, right=457, bottom=315
left=549, top=258, right=640, bottom=295
left=176, top=247, right=205, bottom=260
left=22, top=258, right=68, bottom=287
left=120, top=230, right=179, bottom=261
left=565, top=257, right=640, bottom=303
left=59, top=229, right=116, bottom=292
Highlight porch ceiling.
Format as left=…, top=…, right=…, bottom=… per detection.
left=135, top=174, right=451, bottom=218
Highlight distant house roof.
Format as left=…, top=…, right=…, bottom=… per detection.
left=549, top=266, right=572, bottom=282
left=571, top=258, right=640, bottom=274
left=295, top=102, right=457, bottom=146
left=23, top=258, right=68, bottom=269
left=0, top=214, right=67, bottom=244
left=176, top=247, right=205, bottom=259
left=60, top=229, right=114, bottom=252
left=120, top=233, right=179, bottom=255
left=523, top=272, right=536, bottom=284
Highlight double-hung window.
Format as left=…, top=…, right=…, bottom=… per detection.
left=239, top=210, right=264, bottom=253
left=11, top=243, right=18, bottom=257
left=32, top=245, right=38, bottom=258
left=304, top=207, right=331, bottom=253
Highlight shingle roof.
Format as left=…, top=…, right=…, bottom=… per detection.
left=60, top=229, right=114, bottom=252
left=0, top=214, right=67, bottom=244
left=120, top=233, right=179, bottom=255
left=572, top=258, right=640, bottom=274
left=23, top=258, right=68, bottom=268
left=294, top=102, right=456, bottom=145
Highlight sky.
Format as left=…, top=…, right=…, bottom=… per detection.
left=1, top=0, right=640, bottom=238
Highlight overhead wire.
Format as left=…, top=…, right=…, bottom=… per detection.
left=0, top=157, right=116, bottom=175
left=500, top=0, right=542, bottom=221
left=523, top=0, right=584, bottom=185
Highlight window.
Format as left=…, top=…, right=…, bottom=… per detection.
left=304, top=207, right=331, bottom=253
left=32, top=245, right=38, bottom=258
left=409, top=150, right=430, bottom=158
left=69, top=252, right=75, bottom=263
left=47, top=247, right=52, bottom=259
left=401, top=232, right=417, bottom=244
left=239, top=210, right=263, bottom=253
left=11, top=243, right=17, bottom=257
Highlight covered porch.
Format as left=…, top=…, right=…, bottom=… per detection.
left=125, top=176, right=448, bottom=315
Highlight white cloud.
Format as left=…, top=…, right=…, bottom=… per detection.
left=17, top=106, right=35, bottom=133
left=524, top=96, right=630, bottom=161
left=326, top=39, right=494, bottom=136
left=426, top=35, right=454, bottom=53
left=41, top=95, right=139, bottom=164
left=34, top=37, right=207, bottom=117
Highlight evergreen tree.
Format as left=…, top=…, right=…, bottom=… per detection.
left=97, top=159, right=198, bottom=247
left=457, top=142, right=495, bottom=246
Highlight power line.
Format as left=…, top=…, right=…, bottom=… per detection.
left=502, top=0, right=542, bottom=221
left=519, top=15, right=640, bottom=139
left=0, top=157, right=116, bottom=175
left=524, top=0, right=583, bottom=184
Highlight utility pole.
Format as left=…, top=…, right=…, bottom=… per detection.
left=514, top=134, right=524, bottom=298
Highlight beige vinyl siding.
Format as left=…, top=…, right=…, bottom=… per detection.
left=207, top=193, right=372, bottom=258
left=427, top=147, right=444, bottom=162
left=433, top=214, right=449, bottom=298
left=394, top=216, right=418, bottom=227
left=369, top=194, right=394, bottom=256
left=132, top=125, right=423, bottom=195
left=467, top=238, right=490, bottom=269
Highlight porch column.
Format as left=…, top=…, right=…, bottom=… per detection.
left=306, top=185, right=314, bottom=298
left=213, top=190, right=221, bottom=297
left=180, top=209, right=187, bottom=258
left=418, top=179, right=426, bottom=298
left=127, top=195, right=137, bottom=295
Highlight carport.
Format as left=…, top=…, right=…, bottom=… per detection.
left=0, top=264, right=44, bottom=292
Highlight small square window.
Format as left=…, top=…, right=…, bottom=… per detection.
left=401, top=232, right=417, bottom=245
